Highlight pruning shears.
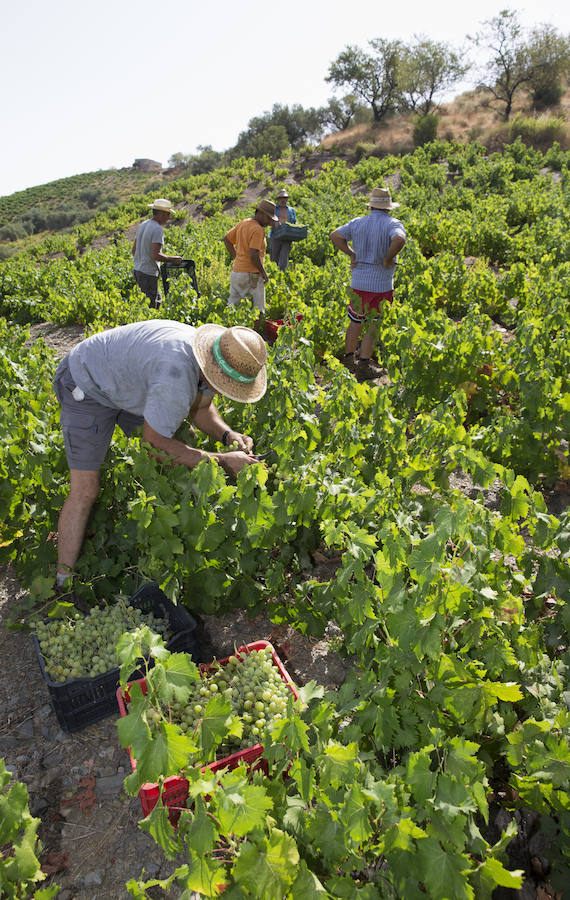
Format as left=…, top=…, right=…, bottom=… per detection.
left=248, top=449, right=278, bottom=465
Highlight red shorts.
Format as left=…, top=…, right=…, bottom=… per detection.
left=348, top=289, right=393, bottom=323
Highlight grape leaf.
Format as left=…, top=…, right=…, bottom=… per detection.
left=319, top=741, right=358, bottom=789
left=139, top=802, right=180, bottom=859
left=483, top=681, right=523, bottom=703
left=233, top=829, right=299, bottom=897
left=116, top=683, right=152, bottom=760
left=478, top=856, right=524, bottom=890
left=126, top=721, right=196, bottom=792
left=0, top=780, right=29, bottom=837
left=181, top=849, right=225, bottom=897
left=269, top=708, right=309, bottom=754
left=290, top=860, right=327, bottom=898
left=149, top=651, right=199, bottom=704
left=217, top=782, right=273, bottom=837
left=406, top=746, right=436, bottom=805
left=197, top=694, right=234, bottom=761
left=342, top=785, right=373, bottom=842
left=418, top=837, right=473, bottom=900
left=182, top=796, right=217, bottom=857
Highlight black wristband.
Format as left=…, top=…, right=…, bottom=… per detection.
left=221, top=430, right=230, bottom=446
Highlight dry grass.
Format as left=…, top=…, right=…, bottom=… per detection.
left=320, top=85, right=570, bottom=155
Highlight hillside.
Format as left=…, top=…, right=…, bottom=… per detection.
left=1, top=83, right=568, bottom=262
left=321, top=84, right=570, bottom=156
left=0, top=136, right=569, bottom=899
left=0, top=167, right=180, bottom=255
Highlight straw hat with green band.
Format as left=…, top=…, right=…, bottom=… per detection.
left=193, top=324, right=267, bottom=403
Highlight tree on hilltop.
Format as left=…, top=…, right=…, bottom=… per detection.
left=326, top=40, right=403, bottom=122
left=399, top=37, right=469, bottom=115
left=469, top=9, right=569, bottom=119
left=526, top=25, right=570, bottom=109
left=323, top=94, right=370, bottom=132
left=168, top=152, right=191, bottom=168
left=231, top=103, right=327, bottom=159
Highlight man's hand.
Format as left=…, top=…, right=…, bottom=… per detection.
left=383, top=256, right=396, bottom=268
left=224, top=430, right=254, bottom=453
left=219, top=451, right=256, bottom=476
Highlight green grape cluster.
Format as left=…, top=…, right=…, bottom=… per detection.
left=170, top=646, right=295, bottom=754
left=35, top=602, right=171, bottom=682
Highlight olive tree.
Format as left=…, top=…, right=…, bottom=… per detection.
left=232, top=103, right=326, bottom=158
left=399, top=37, right=469, bottom=115
left=469, top=10, right=530, bottom=119
left=167, top=152, right=192, bottom=168
left=326, top=40, right=403, bottom=122
left=323, top=94, right=370, bottom=131
left=469, top=9, right=568, bottom=120
left=526, top=25, right=570, bottom=109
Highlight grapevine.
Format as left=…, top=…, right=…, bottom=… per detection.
left=0, top=758, right=59, bottom=900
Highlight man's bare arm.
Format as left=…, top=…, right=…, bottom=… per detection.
left=249, top=248, right=268, bottom=282
left=142, top=420, right=254, bottom=476
left=383, top=235, right=406, bottom=268
left=223, top=236, right=237, bottom=258
left=330, top=230, right=356, bottom=266
left=192, top=401, right=254, bottom=453
left=150, top=242, right=183, bottom=264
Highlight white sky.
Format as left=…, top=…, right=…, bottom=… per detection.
left=2, top=0, right=568, bottom=198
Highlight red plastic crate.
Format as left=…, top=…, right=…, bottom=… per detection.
left=265, top=314, right=303, bottom=341
left=117, top=640, right=299, bottom=821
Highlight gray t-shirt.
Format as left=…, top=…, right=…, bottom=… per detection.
left=133, top=218, right=164, bottom=276
left=68, top=320, right=211, bottom=437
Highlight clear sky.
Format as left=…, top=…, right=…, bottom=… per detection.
left=2, top=0, right=568, bottom=198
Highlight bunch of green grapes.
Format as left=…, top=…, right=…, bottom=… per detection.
left=169, top=646, right=295, bottom=754
left=35, top=601, right=171, bottom=682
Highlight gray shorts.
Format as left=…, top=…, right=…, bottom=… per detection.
left=134, top=269, right=161, bottom=308
left=53, top=357, right=144, bottom=470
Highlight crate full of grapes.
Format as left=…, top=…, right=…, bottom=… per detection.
left=117, top=640, right=299, bottom=819
left=33, top=583, right=200, bottom=733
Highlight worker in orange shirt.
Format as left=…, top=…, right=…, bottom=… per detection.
left=223, top=199, right=277, bottom=313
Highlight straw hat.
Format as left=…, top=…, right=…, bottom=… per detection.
left=148, top=198, right=176, bottom=213
left=193, top=325, right=267, bottom=403
left=276, top=189, right=289, bottom=199
left=255, top=199, right=278, bottom=222
left=369, top=187, right=399, bottom=210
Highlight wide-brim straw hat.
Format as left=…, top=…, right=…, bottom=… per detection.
left=148, top=198, right=176, bottom=213
left=193, top=325, right=267, bottom=403
left=369, top=187, right=399, bottom=210
left=255, top=199, right=278, bottom=222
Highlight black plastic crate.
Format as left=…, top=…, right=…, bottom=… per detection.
left=33, top=583, right=201, bottom=733
left=160, top=258, right=200, bottom=298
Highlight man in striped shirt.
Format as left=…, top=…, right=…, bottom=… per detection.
left=330, top=187, right=406, bottom=379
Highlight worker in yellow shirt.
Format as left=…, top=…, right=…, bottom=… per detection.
left=223, top=199, right=277, bottom=313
